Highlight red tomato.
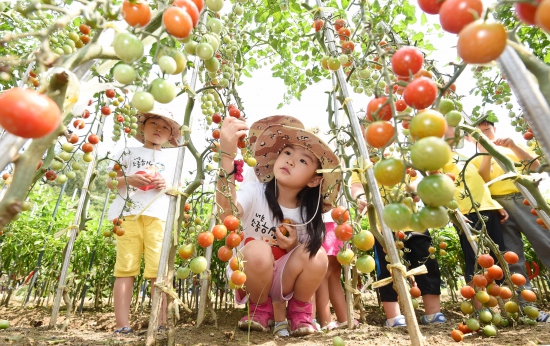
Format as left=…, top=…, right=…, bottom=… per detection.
left=212, top=113, right=222, bottom=124
left=403, top=77, right=438, bottom=109
left=88, top=134, right=99, bottom=144
left=460, top=285, right=475, bottom=299
left=457, top=21, right=507, bottom=64
left=521, top=289, right=537, bottom=302
left=341, top=41, right=355, bottom=53
left=101, top=106, right=111, bottom=115
left=82, top=109, right=90, bottom=119
left=2, top=173, right=10, bottom=180
left=504, top=251, right=519, bottom=264
left=391, top=46, right=424, bottom=77
left=410, top=286, right=421, bottom=298
left=212, top=224, right=228, bottom=240
left=223, top=215, right=240, bottom=231
left=68, top=134, right=79, bottom=144
left=163, top=7, right=193, bottom=39
left=173, top=0, right=200, bottom=27
left=334, top=19, right=346, bottom=31
left=451, top=330, right=464, bottom=342
left=515, top=0, right=541, bottom=25
left=82, top=143, right=94, bottom=153
left=365, top=121, right=394, bottom=148
left=417, top=0, right=443, bottom=14
left=117, top=115, right=124, bottom=123
left=487, top=265, right=503, bottom=280
left=191, top=0, right=204, bottom=12
left=197, top=231, right=214, bottom=248
left=472, top=274, right=488, bottom=288
left=499, top=286, right=513, bottom=299
left=105, top=89, right=116, bottom=98
left=337, top=27, right=351, bottom=40
left=511, top=273, right=527, bottom=286
left=80, top=35, right=90, bottom=45
left=73, top=119, right=85, bottom=129
left=395, top=99, right=407, bottom=112
left=45, top=170, right=57, bottom=181
left=366, top=97, right=392, bottom=121
left=122, top=0, right=152, bottom=27
left=79, top=24, right=91, bottom=35
left=229, top=257, right=240, bottom=271
left=334, top=223, right=353, bottom=241
left=313, top=19, right=324, bottom=32
left=487, top=283, right=501, bottom=296
left=229, top=108, right=241, bottom=118
left=231, top=270, right=247, bottom=286
left=225, top=232, right=241, bottom=248
left=331, top=206, right=350, bottom=224
left=439, top=0, right=483, bottom=34
left=0, top=88, right=61, bottom=139
left=217, top=245, right=233, bottom=261
left=535, top=0, right=550, bottom=32
left=477, top=253, right=494, bottom=268
left=212, top=129, right=221, bottom=139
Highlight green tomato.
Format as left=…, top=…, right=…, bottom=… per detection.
left=56, top=174, right=68, bottom=184
left=149, top=78, right=176, bottom=104
left=410, top=137, right=452, bottom=171
left=72, top=162, right=82, bottom=170
left=131, top=91, right=155, bottom=112
left=382, top=203, right=412, bottom=231
left=466, top=318, right=480, bottom=331
left=62, top=45, right=73, bottom=54
left=0, top=319, right=9, bottom=329
left=206, top=0, right=224, bottom=11
left=204, top=34, right=220, bottom=52
left=66, top=171, right=76, bottom=180
left=233, top=4, right=243, bottom=15
left=158, top=55, right=177, bottom=75
left=68, top=31, right=79, bottom=42
left=184, top=40, right=198, bottom=55
left=417, top=173, right=455, bottom=207
left=204, top=57, right=220, bottom=73
left=445, top=110, right=463, bottom=127
left=524, top=306, right=539, bottom=319
left=59, top=152, right=72, bottom=162
left=114, top=64, right=136, bottom=84
left=356, top=255, right=375, bottom=273
left=479, top=310, right=492, bottom=323
left=483, top=325, right=497, bottom=337
left=327, top=57, right=341, bottom=71
left=418, top=206, right=449, bottom=229
left=65, top=39, right=76, bottom=49
left=358, top=68, right=371, bottom=79
left=333, top=336, right=345, bottom=346
left=113, top=32, right=144, bottom=64
left=207, top=17, right=223, bottom=34
left=492, top=313, right=502, bottom=325
left=176, top=266, right=191, bottom=279
left=83, top=153, right=93, bottom=162
left=336, top=248, right=354, bottom=266
left=190, top=256, right=208, bottom=274
left=338, top=55, right=349, bottom=64
left=196, top=42, right=214, bottom=60
left=438, top=99, right=455, bottom=115
left=51, top=160, right=64, bottom=171
left=62, top=143, right=74, bottom=152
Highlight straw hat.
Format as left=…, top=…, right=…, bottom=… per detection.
left=248, top=116, right=304, bottom=149
left=135, top=108, right=182, bottom=148
left=253, top=124, right=341, bottom=213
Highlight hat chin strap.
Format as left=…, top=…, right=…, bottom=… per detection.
left=277, top=178, right=323, bottom=228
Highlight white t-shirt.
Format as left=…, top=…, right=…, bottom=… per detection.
left=237, top=182, right=309, bottom=247
left=107, top=146, right=179, bottom=222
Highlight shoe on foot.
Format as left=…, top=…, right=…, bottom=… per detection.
left=287, top=298, right=318, bottom=337
left=336, top=319, right=360, bottom=329
left=238, top=296, right=274, bottom=332
left=536, top=310, right=550, bottom=323
left=273, top=321, right=290, bottom=337
left=385, top=315, right=406, bottom=328
left=421, top=312, right=447, bottom=325
left=114, top=326, right=134, bottom=335
left=321, top=321, right=340, bottom=331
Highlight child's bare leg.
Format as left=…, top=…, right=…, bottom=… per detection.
left=327, top=256, right=347, bottom=323
left=114, top=277, right=134, bottom=329
left=315, top=272, right=331, bottom=327
left=273, top=301, right=287, bottom=322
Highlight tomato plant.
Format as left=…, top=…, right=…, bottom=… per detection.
left=163, top=7, right=193, bottom=39
left=438, top=0, right=483, bottom=34
left=391, top=46, right=424, bottom=77
left=403, top=77, right=438, bottom=110
left=457, top=21, right=507, bottom=64
left=366, top=97, right=392, bottom=121
left=365, top=121, right=394, bottom=148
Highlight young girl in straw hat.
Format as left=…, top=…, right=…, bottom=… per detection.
left=217, top=116, right=341, bottom=337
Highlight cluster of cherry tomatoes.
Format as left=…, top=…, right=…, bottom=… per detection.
left=319, top=19, right=355, bottom=72
left=523, top=198, right=548, bottom=229
left=452, top=251, right=538, bottom=342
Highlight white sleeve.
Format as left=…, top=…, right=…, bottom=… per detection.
left=237, top=182, right=261, bottom=220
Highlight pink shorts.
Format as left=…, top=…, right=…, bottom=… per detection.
left=322, top=222, right=344, bottom=256
left=232, top=244, right=301, bottom=305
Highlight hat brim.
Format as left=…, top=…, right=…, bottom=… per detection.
left=249, top=116, right=305, bottom=149
left=253, top=124, right=341, bottom=213
left=135, top=113, right=181, bottom=148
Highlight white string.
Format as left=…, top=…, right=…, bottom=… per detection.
left=283, top=178, right=323, bottom=228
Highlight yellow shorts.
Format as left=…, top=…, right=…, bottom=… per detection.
left=114, top=215, right=165, bottom=278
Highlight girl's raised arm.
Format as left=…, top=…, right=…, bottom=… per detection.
left=216, top=117, right=249, bottom=220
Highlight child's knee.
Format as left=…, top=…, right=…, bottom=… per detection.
left=242, top=240, right=273, bottom=271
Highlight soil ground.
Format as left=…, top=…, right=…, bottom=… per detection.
left=1, top=294, right=550, bottom=346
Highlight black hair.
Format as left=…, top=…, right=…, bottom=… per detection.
left=478, top=120, right=494, bottom=127
left=264, top=175, right=325, bottom=258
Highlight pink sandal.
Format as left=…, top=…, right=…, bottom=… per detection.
left=238, top=296, right=274, bottom=332
left=286, top=298, right=318, bottom=337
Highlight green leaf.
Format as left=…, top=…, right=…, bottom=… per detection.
left=421, top=13, right=427, bottom=25
left=412, top=32, right=424, bottom=41
left=277, top=102, right=284, bottom=109
left=340, top=0, right=350, bottom=9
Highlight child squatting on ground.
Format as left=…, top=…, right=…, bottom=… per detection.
left=216, top=115, right=341, bottom=337
left=108, top=108, right=181, bottom=335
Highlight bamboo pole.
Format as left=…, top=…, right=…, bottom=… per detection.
left=78, top=189, right=110, bottom=313
left=24, top=182, right=67, bottom=307
left=315, top=3, right=424, bottom=344
left=145, top=46, right=201, bottom=344
left=49, top=116, right=106, bottom=328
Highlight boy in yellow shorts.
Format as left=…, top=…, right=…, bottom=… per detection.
left=108, top=108, right=181, bottom=334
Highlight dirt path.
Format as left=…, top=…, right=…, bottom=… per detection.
left=2, top=301, right=550, bottom=345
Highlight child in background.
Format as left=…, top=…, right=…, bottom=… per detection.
left=351, top=173, right=446, bottom=327
left=314, top=211, right=349, bottom=330
left=217, top=116, right=341, bottom=337
left=108, top=108, right=181, bottom=334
